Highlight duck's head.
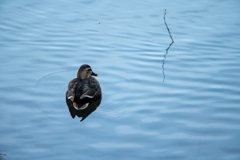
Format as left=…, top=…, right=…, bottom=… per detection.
left=77, top=64, right=98, bottom=79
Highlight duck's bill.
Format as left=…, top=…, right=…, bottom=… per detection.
left=91, top=72, right=98, bottom=76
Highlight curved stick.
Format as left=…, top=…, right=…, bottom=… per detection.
left=162, top=9, right=174, bottom=82
left=164, top=9, right=174, bottom=43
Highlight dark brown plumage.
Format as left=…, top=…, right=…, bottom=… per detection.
left=66, top=64, right=102, bottom=121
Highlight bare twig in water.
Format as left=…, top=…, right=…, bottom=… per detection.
left=164, top=9, right=174, bottom=43
left=162, top=9, right=174, bottom=82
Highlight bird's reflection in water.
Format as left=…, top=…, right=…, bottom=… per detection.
left=66, top=96, right=101, bottom=121
left=162, top=41, right=174, bottom=82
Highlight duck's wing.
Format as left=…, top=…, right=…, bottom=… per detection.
left=66, top=90, right=76, bottom=119
left=79, top=77, right=102, bottom=102
left=73, top=79, right=97, bottom=110
left=66, top=78, right=82, bottom=118
left=80, top=87, right=96, bottom=99
left=67, top=78, right=79, bottom=102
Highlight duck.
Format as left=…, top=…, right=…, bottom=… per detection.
left=66, top=64, right=102, bottom=121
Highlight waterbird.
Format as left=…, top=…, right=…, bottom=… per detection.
left=66, top=64, right=102, bottom=121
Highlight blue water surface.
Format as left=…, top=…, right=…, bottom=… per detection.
left=0, top=0, right=240, bottom=160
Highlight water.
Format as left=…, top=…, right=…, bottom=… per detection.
left=0, top=0, right=240, bottom=159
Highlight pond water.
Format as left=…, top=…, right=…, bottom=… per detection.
left=0, top=0, right=240, bottom=160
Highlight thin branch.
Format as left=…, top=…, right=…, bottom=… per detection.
left=163, top=9, right=174, bottom=43
left=162, top=9, right=174, bottom=82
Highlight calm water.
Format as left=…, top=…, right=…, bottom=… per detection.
left=1, top=0, right=240, bottom=160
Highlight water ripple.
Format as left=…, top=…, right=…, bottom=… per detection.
left=1, top=1, right=240, bottom=160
